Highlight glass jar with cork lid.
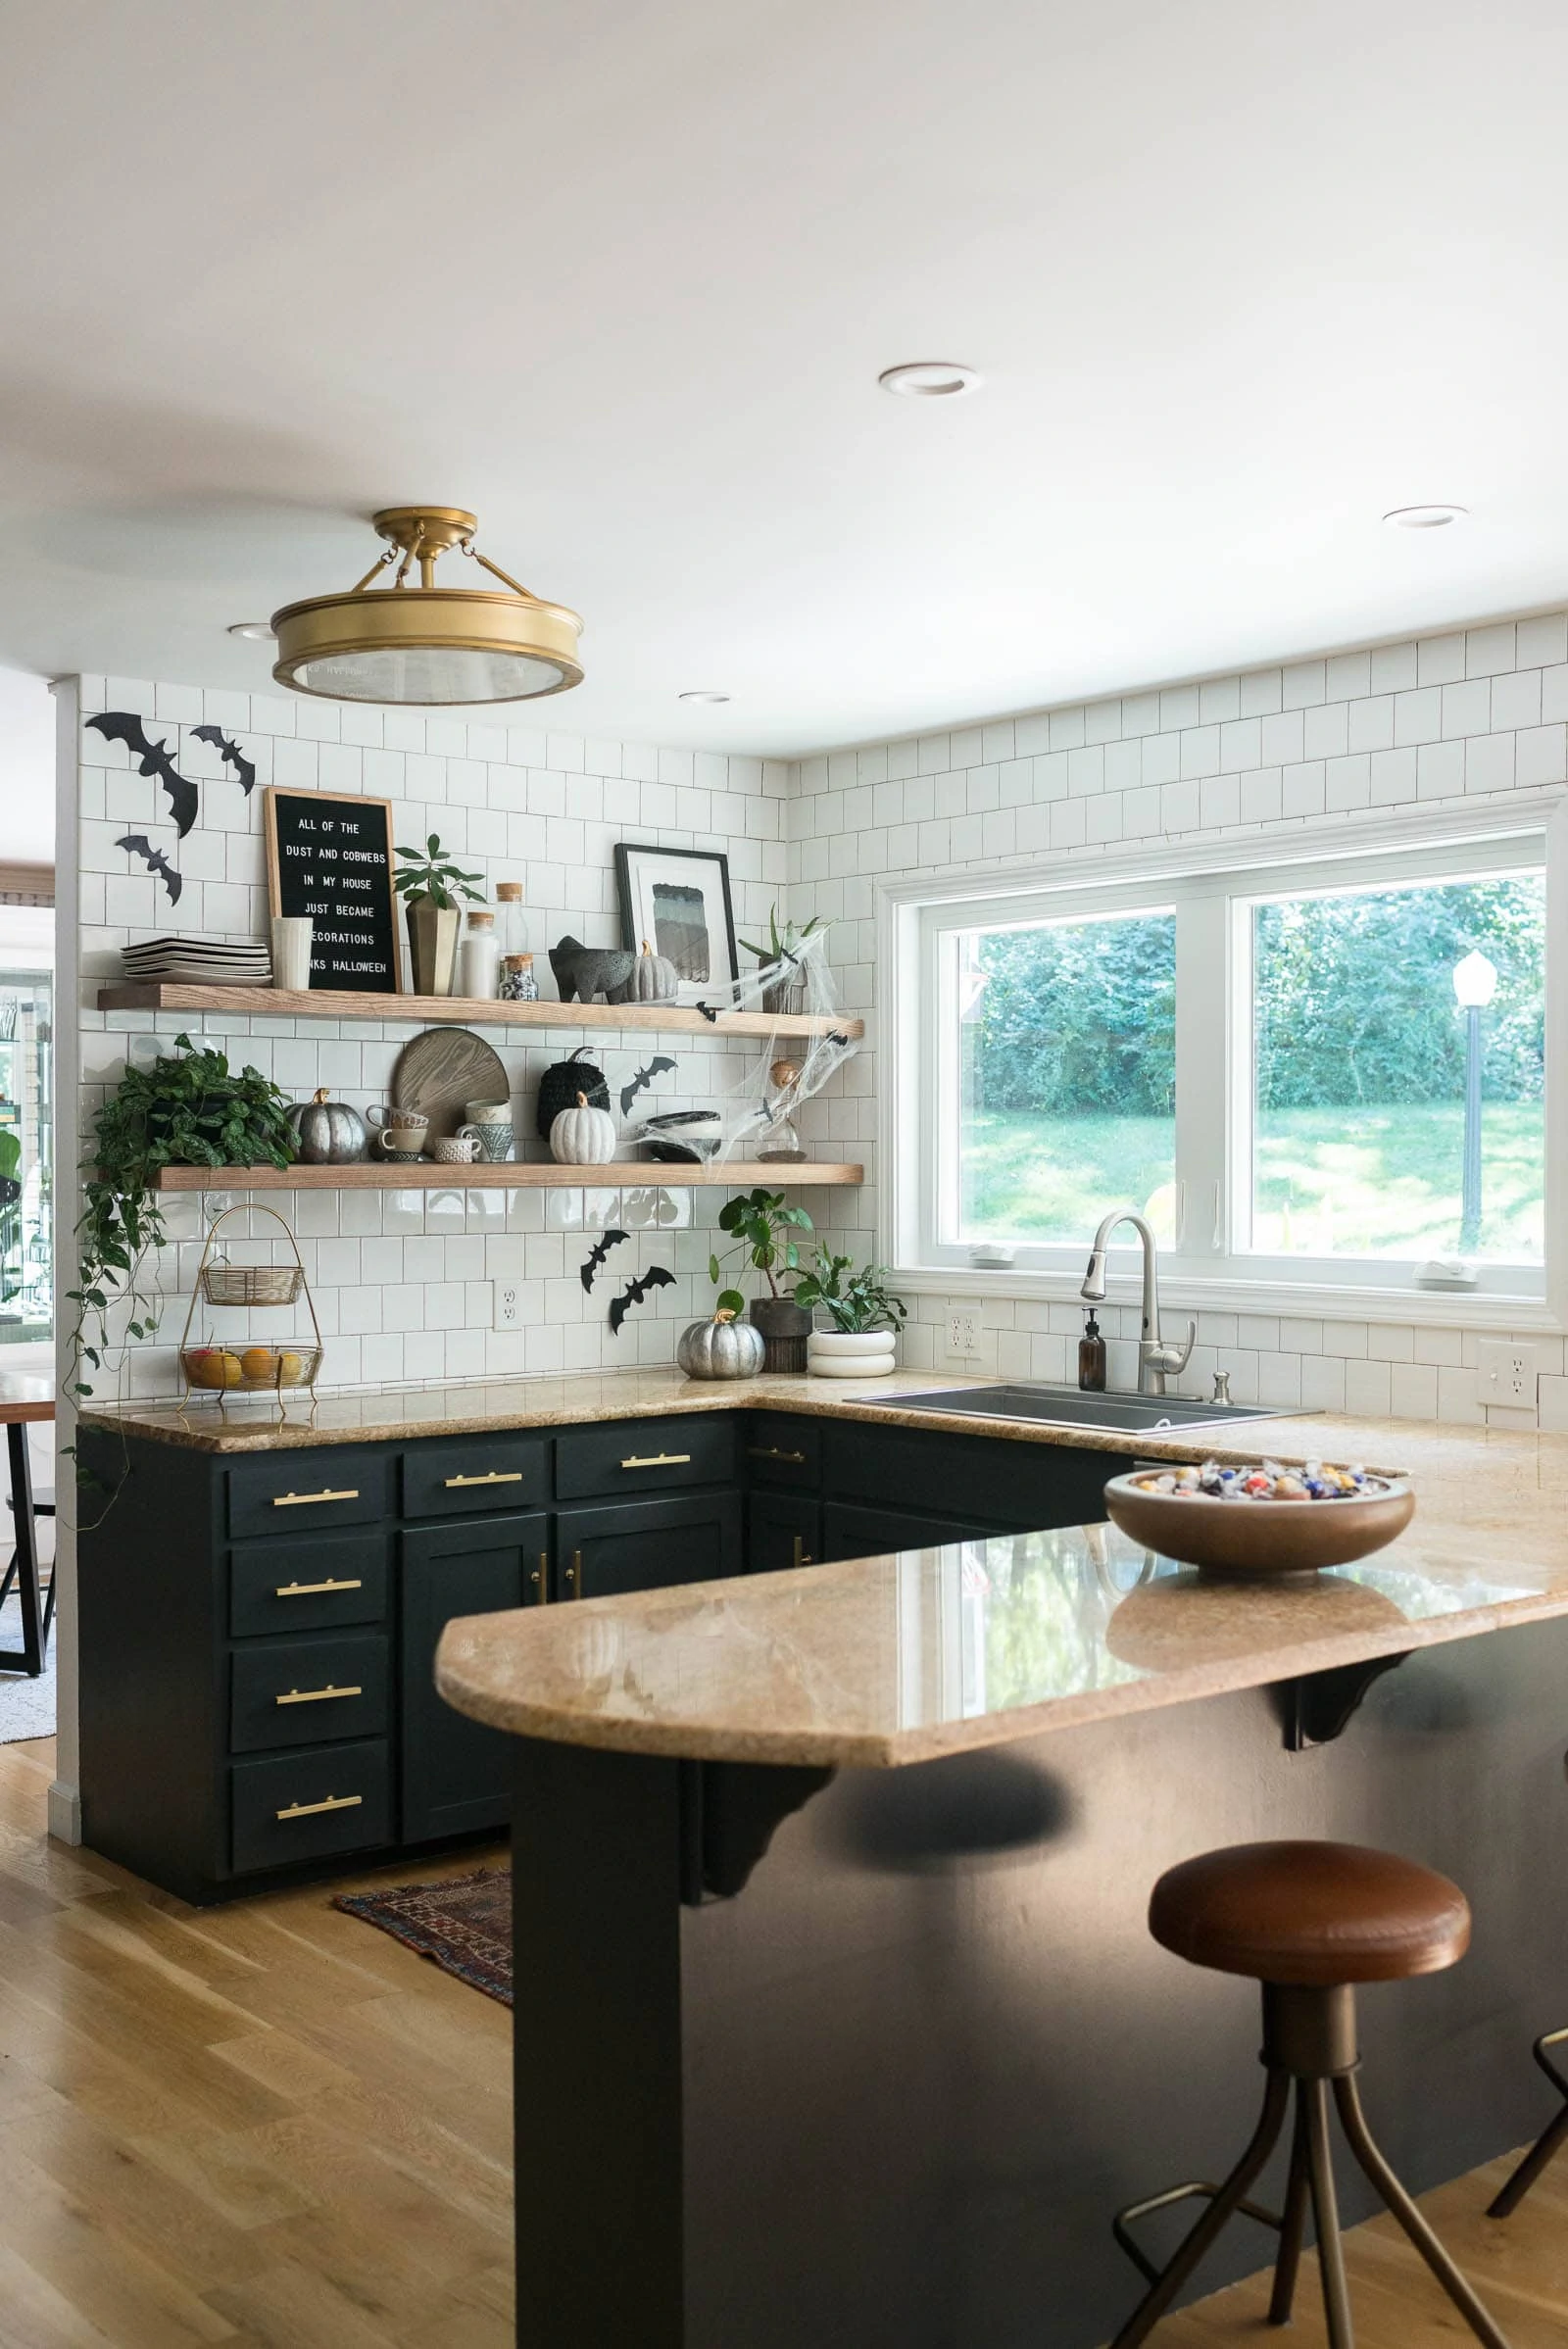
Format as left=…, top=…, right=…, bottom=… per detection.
left=458, top=909, right=499, bottom=1000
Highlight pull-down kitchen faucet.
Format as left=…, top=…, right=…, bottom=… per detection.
left=1080, top=1208, right=1196, bottom=1396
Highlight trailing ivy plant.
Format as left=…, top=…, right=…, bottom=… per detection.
left=69, top=1034, right=297, bottom=1407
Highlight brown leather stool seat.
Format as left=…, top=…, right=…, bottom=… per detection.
left=1109, top=1839, right=1509, bottom=2349
left=1150, top=1838, right=1471, bottom=1986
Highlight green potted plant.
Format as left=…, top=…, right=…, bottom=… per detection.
left=394, top=833, right=486, bottom=996
left=737, top=906, right=823, bottom=1016
left=710, top=1187, right=814, bottom=1371
left=68, top=1034, right=298, bottom=1411
left=791, top=1248, right=907, bottom=1377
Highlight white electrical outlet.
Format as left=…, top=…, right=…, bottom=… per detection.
left=493, top=1281, right=519, bottom=1331
left=1478, top=1339, right=1538, bottom=1405
left=946, top=1307, right=980, bottom=1360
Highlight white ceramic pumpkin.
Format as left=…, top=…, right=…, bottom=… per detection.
left=550, top=1090, right=618, bottom=1165
left=676, top=1309, right=765, bottom=1380
left=628, top=938, right=678, bottom=1003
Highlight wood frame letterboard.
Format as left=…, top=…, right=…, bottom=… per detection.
left=264, top=789, right=400, bottom=994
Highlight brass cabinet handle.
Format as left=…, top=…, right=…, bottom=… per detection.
left=620, top=1452, right=691, bottom=1469
left=750, top=1445, right=808, bottom=1465
left=444, top=1470, right=523, bottom=1489
left=271, top=1487, right=359, bottom=1508
left=274, top=1577, right=364, bottom=1597
left=530, top=1549, right=550, bottom=1606
left=276, top=1792, right=363, bottom=1822
left=791, top=1534, right=814, bottom=1569
left=564, top=1548, right=582, bottom=1596
left=275, top=1684, right=362, bottom=1706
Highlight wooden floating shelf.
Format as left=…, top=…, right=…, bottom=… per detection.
left=96, top=982, right=864, bottom=1044
left=147, top=1161, right=863, bottom=1193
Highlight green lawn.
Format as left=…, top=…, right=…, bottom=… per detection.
left=960, top=1102, right=1544, bottom=1262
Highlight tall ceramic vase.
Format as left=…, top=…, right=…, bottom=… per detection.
left=406, top=903, right=460, bottom=997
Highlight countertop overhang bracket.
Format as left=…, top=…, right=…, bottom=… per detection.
left=1281, top=1651, right=1411, bottom=1751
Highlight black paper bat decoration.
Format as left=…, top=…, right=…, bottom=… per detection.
left=619, top=1055, right=677, bottom=1116
left=608, top=1264, right=675, bottom=1335
left=579, top=1228, right=629, bottom=1293
left=694, top=1000, right=719, bottom=1024
left=191, top=723, right=257, bottom=795
left=87, top=711, right=200, bottom=836
left=116, top=833, right=182, bottom=904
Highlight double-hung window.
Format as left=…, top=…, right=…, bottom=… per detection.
left=888, top=807, right=1560, bottom=1314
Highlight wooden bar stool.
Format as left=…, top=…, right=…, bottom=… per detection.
left=1109, top=1840, right=1512, bottom=2349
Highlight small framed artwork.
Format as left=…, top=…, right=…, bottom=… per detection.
left=613, top=844, right=738, bottom=1003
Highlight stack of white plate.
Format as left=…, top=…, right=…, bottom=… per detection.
left=808, top=1328, right=899, bottom=1379
left=122, top=937, right=273, bottom=987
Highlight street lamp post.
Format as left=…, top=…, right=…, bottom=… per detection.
left=1452, top=950, right=1498, bottom=1255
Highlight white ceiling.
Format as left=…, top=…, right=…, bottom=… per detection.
left=3, top=0, right=1567, bottom=756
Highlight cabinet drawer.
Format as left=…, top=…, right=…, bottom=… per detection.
left=403, top=1434, right=549, bottom=1521
left=554, top=1414, right=735, bottom=1501
left=742, top=1413, right=820, bottom=1489
left=226, top=1449, right=391, bottom=1542
left=229, top=1633, right=390, bottom=1754
left=229, top=1531, right=388, bottom=1639
left=231, top=1739, right=390, bottom=1875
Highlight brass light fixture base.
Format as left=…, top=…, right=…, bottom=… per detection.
left=270, top=507, right=583, bottom=708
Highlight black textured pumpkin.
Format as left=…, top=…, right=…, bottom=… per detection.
left=536, top=1045, right=611, bottom=1140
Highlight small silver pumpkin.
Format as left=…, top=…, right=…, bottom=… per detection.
left=550, top=1089, right=619, bottom=1165
left=676, top=1308, right=766, bottom=1381
left=628, top=937, right=678, bottom=1003
left=287, top=1087, right=369, bottom=1164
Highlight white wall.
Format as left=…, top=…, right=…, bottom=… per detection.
left=790, top=612, right=1568, bottom=1430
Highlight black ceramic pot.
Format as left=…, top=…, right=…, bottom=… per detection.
left=748, top=1295, right=811, bottom=1374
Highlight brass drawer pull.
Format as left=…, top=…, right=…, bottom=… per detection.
left=444, top=1470, right=524, bottom=1489
left=792, top=1534, right=814, bottom=1569
left=275, top=1792, right=363, bottom=1823
left=274, top=1577, right=364, bottom=1597
left=275, top=1684, right=362, bottom=1706
left=749, top=1445, right=808, bottom=1465
left=270, top=1487, right=359, bottom=1508
left=564, top=1548, right=582, bottom=1596
left=530, top=1549, right=550, bottom=1605
left=620, top=1452, right=691, bottom=1469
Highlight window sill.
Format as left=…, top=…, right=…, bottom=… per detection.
left=890, top=1264, right=1561, bottom=1335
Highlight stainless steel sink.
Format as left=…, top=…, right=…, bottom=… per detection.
left=861, top=1382, right=1295, bottom=1435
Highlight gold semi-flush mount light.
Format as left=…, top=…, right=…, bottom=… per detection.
left=270, top=507, right=583, bottom=706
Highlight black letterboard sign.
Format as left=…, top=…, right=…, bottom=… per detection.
left=264, top=788, right=400, bottom=994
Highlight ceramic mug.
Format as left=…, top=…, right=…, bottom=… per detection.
left=464, top=1100, right=512, bottom=1124
left=367, top=1104, right=427, bottom=1138
left=270, top=915, right=313, bottom=992
left=430, top=1135, right=480, bottom=1164
left=458, top=1118, right=514, bottom=1164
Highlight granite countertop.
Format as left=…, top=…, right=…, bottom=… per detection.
left=436, top=1413, right=1568, bottom=1767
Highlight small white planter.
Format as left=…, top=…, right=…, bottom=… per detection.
left=808, top=1328, right=897, bottom=1379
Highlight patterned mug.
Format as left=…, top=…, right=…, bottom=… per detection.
left=458, top=1118, right=514, bottom=1163
left=430, top=1135, right=480, bottom=1164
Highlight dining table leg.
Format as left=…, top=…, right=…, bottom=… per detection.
left=0, top=1419, right=43, bottom=1677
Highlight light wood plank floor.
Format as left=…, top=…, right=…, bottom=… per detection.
left=0, top=1737, right=1563, bottom=2345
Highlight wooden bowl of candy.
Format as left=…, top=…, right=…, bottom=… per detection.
left=1102, top=1458, right=1414, bottom=1578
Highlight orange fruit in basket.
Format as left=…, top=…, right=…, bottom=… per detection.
left=276, top=1350, right=308, bottom=1387
left=192, top=1349, right=243, bottom=1390
left=240, top=1346, right=277, bottom=1382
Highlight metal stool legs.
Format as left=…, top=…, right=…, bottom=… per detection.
left=1487, top=2025, right=1568, bottom=2218
left=0, top=1420, right=45, bottom=1676
left=1110, top=1984, right=1514, bottom=2349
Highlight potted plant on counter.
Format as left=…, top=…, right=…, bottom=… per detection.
left=710, top=1187, right=814, bottom=1372
left=394, top=833, right=486, bottom=996
left=791, top=1248, right=907, bottom=1377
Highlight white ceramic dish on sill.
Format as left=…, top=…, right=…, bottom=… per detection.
left=808, top=1329, right=898, bottom=1379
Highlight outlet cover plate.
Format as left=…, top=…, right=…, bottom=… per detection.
left=1478, top=1339, right=1538, bottom=1406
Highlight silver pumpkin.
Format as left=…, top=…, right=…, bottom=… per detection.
left=676, top=1312, right=765, bottom=1381
left=287, top=1087, right=369, bottom=1164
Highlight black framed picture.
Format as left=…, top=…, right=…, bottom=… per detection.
left=613, top=844, right=739, bottom=1003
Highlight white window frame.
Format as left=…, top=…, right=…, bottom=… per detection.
left=878, top=791, right=1568, bottom=1331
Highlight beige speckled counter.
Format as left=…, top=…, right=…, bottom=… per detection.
left=437, top=1412, right=1568, bottom=1767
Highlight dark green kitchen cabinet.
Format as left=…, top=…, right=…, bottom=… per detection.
left=556, top=1491, right=743, bottom=1600
left=400, top=1510, right=549, bottom=1844
left=821, top=1498, right=1008, bottom=1564
left=748, top=1490, right=821, bottom=1575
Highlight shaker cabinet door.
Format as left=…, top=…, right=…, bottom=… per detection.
left=747, top=1491, right=822, bottom=1577
left=399, top=1511, right=549, bottom=1845
left=555, top=1492, right=743, bottom=1601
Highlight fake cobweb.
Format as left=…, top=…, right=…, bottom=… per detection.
left=622, top=931, right=858, bottom=1166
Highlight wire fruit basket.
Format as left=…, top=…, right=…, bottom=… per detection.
left=179, top=1203, right=323, bottom=1404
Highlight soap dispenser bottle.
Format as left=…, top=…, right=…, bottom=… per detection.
left=1078, top=1309, right=1106, bottom=1393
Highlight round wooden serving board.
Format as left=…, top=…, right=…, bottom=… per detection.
left=393, top=1026, right=510, bottom=1141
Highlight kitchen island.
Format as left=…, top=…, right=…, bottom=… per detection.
left=435, top=1403, right=1568, bottom=2349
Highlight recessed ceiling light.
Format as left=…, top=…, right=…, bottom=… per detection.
left=679, top=690, right=730, bottom=705
left=226, top=619, right=275, bottom=641
left=1383, top=504, right=1468, bottom=529
left=878, top=361, right=983, bottom=399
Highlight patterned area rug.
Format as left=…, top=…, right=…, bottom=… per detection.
left=0, top=1583, right=56, bottom=1745
left=334, top=1868, right=513, bottom=2005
